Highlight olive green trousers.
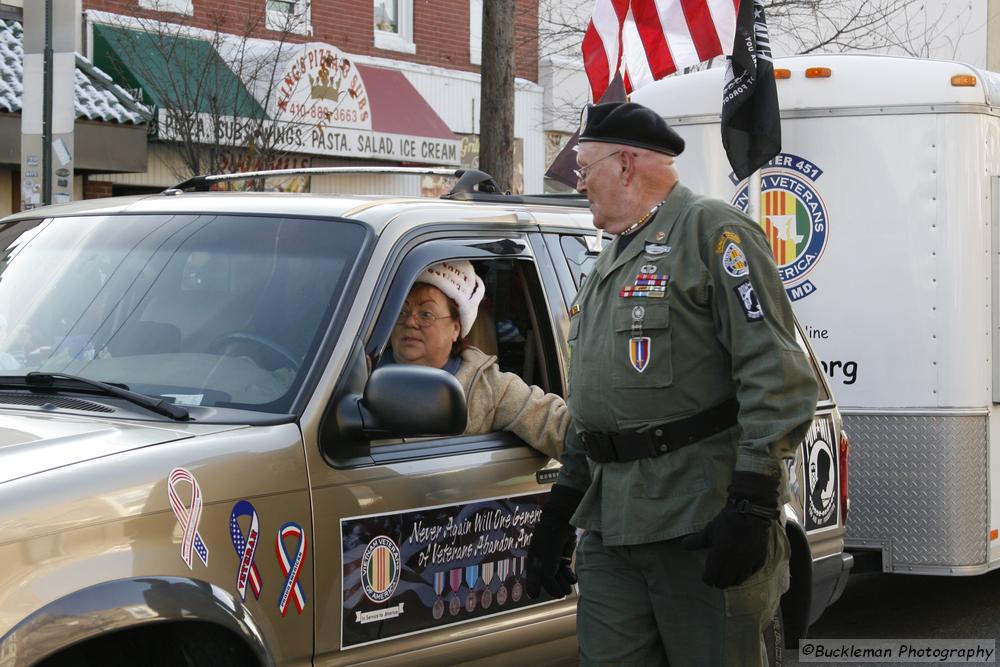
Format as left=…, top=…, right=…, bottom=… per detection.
left=574, top=525, right=789, bottom=666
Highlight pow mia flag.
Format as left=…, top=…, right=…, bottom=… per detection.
left=721, top=0, right=780, bottom=181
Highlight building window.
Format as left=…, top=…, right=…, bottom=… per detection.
left=138, top=0, right=194, bottom=14
left=374, top=0, right=415, bottom=54
left=469, top=0, right=482, bottom=65
left=267, top=0, right=312, bottom=35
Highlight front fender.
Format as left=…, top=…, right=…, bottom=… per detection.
left=0, top=577, right=274, bottom=667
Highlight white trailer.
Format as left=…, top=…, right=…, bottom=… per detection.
left=634, top=54, right=1000, bottom=575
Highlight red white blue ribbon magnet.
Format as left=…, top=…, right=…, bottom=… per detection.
left=167, top=467, right=209, bottom=569
left=230, top=500, right=263, bottom=601
left=276, top=521, right=308, bottom=616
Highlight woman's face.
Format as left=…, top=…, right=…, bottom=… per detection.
left=390, top=283, right=461, bottom=369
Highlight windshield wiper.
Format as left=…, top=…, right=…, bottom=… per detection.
left=23, top=372, right=190, bottom=420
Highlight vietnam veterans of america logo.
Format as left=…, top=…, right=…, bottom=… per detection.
left=361, top=535, right=401, bottom=603
left=730, top=153, right=830, bottom=302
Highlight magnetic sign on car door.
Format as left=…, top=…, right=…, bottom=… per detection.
left=339, top=491, right=560, bottom=649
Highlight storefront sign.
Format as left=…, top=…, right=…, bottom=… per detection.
left=158, top=111, right=459, bottom=165
left=340, top=491, right=558, bottom=649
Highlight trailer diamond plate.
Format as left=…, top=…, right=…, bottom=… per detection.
left=843, top=414, right=988, bottom=571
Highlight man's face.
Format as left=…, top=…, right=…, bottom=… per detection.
left=576, top=142, right=625, bottom=231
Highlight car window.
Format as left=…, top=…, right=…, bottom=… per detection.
left=372, top=254, right=562, bottom=446
left=0, top=214, right=367, bottom=413
left=559, top=234, right=598, bottom=289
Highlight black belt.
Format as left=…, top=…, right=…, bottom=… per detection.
left=580, top=399, right=739, bottom=464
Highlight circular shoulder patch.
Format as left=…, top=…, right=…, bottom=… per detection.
left=722, top=242, right=749, bottom=277
left=361, top=535, right=402, bottom=603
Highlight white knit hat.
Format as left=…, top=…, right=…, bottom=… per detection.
left=416, top=260, right=485, bottom=337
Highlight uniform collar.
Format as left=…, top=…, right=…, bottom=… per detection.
left=601, top=182, right=692, bottom=278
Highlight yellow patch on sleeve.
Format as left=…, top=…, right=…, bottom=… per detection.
left=715, top=230, right=743, bottom=254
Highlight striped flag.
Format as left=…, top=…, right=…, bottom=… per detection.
left=583, top=0, right=629, bottom=102
left=582, top=0, right=738, bottom=100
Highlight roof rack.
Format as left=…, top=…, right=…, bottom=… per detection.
left=162, top=166, right=589, bottom=208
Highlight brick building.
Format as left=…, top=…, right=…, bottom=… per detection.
left=75, top=0, right=545, bottom=195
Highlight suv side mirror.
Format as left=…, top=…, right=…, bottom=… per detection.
left=339, top=365, right=467, bottom=439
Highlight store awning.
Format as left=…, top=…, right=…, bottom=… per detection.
left=92, top=23, right=265, bottom=120
left=354, top=63, right=456, bottom=141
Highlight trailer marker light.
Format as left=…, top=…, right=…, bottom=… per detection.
left=839, top=432, right=850, bottom=524
left=774, top=68, right=791, bottom=79
left=805, top=67, right=832, bottom=78
left=951, top=74, right=977, bottom=87
left=991, top=529, right=998, bottom=541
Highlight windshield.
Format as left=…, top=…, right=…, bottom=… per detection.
left=0, top=213, right=366, bottom=414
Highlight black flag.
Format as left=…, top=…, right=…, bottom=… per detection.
left=544, top=73, right=626, bottom=189
left=721, top=0, right=780, bottom=181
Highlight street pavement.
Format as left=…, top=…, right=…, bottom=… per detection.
left=783, top=569, right=1000, bottom=666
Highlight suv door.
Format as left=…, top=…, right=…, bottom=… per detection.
left=308, top=232, right=576, bottom=666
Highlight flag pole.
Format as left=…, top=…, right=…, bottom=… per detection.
left=748, top=168, right=761, bottom=226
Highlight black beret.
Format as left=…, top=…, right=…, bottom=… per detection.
left=579, top=102, right=685, bottom=156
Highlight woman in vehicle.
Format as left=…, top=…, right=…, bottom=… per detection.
left=384, top=260, right=568, bottom=460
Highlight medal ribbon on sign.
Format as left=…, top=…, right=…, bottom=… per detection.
left=449, top=568, right=462, bottom=594
left=465, top=564, right=479, bottom=590
left=276, top=521, right=307, bottom=616
left=434, top=571, right=446, bottom=598
left=229, top=500, right=262, bottom=601
left=167, top=467, right=209, bottom=569
left=497, top=558, right=510, bottom=582
left=481, top=560, right=495, bottom=584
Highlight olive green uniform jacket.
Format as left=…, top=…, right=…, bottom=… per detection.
left=558, top=183, right=818, bottom=546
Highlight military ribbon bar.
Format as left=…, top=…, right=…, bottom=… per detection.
left=167, top=467, right=209, bottom=569
left=276, top=521, right=307, bottom=616
left=230, top=500, right=263, bottom=601
left=634, top=273, right=668, bottom=282
left=620, top=288, right=666, bottom=298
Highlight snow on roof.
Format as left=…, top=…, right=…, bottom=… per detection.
left=0, top=18, right=150, bottom=124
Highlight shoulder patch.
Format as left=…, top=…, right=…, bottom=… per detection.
left=715, top=230, right=743, bottom=254
left=733, top=280, right=764, bottom=322
left=722, top=243, right=750, bottom=278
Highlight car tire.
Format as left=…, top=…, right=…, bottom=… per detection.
left=764, top=608, right=784, bottom=667
left=39, top=623, right=256, bottom=667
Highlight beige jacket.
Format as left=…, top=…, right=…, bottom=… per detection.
left=454, top=346, right=568, bottom=460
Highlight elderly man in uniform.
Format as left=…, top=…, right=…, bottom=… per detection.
left=525, top=101, right=818, bottom=666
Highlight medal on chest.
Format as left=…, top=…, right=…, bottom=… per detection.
left=628, top=305, right=650, bottom=373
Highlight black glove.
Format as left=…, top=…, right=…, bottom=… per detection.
left=682, top=470, right=780, bottom=589
left=526, top=484, right=583, bottom=599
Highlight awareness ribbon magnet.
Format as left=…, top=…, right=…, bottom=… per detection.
left=167, top=467, right=209, bottom=569
left=230, top=500, right=263, bottom=601
left=276, top=521, right=308, bottom=616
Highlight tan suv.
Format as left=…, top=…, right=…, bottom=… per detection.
left=0, top=170, right=851, bottom=666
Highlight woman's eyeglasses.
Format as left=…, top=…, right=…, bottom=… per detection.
left=396, top=308, right=453, bottom=328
